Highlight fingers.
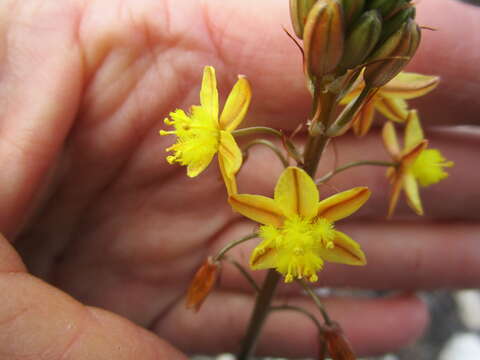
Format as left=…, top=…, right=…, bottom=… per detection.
left=211, top=218, right=480, bottom=291
left=0, top=233, right=187, bottom=359
left=203, top=0, right=480, bottom=127
left=237, top=127, right=480, bottom=219
left=410, top=0, right=480, bottom=126
left=154, top=290, right=427, bottom=358
left=0, top=1, right=83, bottom=236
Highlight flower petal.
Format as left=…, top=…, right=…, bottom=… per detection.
left=318, top=231, right=366, bottom=265
left=274, top=167, right=319, bottom=220
left=200, top=66, right=219, bottom=120
left=401, top=139, right=428, bottom=168
left=381, top=72, right=440, bottom=99
left=317, top=187, right=371, bottom=222
left=403, top=172, right=424, bottom=215
left=404, top=110, right=424, bottom=151
left=218, top=154, right=237, bottom=196
left=387, top=171, right=403, bottom=218
left=218, top=131, right=242, bottom=177
left=219, top=76, right=251, bottom=132
left=185, top=258, right=219, bottom=312
left=186, top=156, right=215, bottom=178
left=375, top=96, right=409, bottom=122
left=229, top=194, right=284, bottom=227
left=382, top=121, right=400, bottom=157
left=352, top=100, right=375, bottom=137
left=250, top=242, right=278, bottom=270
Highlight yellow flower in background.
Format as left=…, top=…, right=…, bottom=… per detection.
left=160, top=66, right=251, bottom=195
left=382, top=110, right=454, bottom=217
left=229, top=167, right=369, bottom=283
left=341, top=72, right=439, bottom=136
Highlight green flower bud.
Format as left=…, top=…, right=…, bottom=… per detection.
left=304, top=0, right=345, bottom=80
left=339, top=10, right=382, bottom=70
left=380, top=6, right=415, bottom=42
left=289, top=0, right=316, bottom=39
left=364, top=18, right=421, bottom=87
left=341, top=0, right=365, bottom=28
left=368, top=0, right=408, bottom=19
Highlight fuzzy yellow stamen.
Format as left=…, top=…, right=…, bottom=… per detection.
left=410, top=149, right=454, bottom=187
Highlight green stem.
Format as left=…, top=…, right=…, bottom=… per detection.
left=269, top=305, right=324, bottom=333
left=232, top=126, right=284, bottom=138
left=232, top=127, right=302, bottom=165
left=224, top=257, right=260, bottom=293
left=298, top=280, right=333, bottom=326
left=237, top=270, right=281, bottom=360
left=316, top=160, right=397, bottom=184
left=242, top=139, right=289, bottom=168
left=213, top=233, right=258, bottom=262
left=326, top=86, right=376, bottom=137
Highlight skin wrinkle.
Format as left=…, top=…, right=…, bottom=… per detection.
left=0, top=0, right=476, bottom=356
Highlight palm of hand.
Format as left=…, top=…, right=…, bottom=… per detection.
left=2, top=0, right=480, bottom=358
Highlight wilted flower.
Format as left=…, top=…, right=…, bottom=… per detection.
left=229, top=167, right=369, bottom=283
left=185, top=257, right=220, bottom=312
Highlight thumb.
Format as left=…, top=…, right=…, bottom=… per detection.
left=0, top=233, right=187, bottom=359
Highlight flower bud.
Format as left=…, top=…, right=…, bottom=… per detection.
left=364, top=18, right=421, bottom=88
left=368, top=0, right=408, bottom=19
left=290, top=0, right=316, bottom=39
left=341, top=0, right=365, bottom=28
left=380, top=5, right=415, bottom=42
left=339, top=10, right=382, bottom=70
left=304, top=0, right=345, bottom=80
left=324, top=323, right=356, bottom=360
left=185, top=257, right=219, bottom=312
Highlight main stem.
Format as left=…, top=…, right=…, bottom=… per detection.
left=236, top=90, right=335, bottom=360
left=236, top=270, right=281, bottom=360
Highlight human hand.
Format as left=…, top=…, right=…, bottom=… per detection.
left=0, top=0, right=479, bottom=358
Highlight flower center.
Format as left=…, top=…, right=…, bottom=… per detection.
left=410, top=149, right=454, bottom=187
left=160, top=106, right=220, bottom=169
left=258, top=215, right=337, bottom=282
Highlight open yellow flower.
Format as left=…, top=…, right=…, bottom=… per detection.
left=341, top=72, right=439, bottom=136
left=160, top=66, right=251, bottom=194
left=383, top=110, right=454, bottom=217
left=229, top=167, right=369, bottom=283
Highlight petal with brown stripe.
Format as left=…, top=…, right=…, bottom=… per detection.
left=375, top=96, right=409, bottom=123
left=229, top=194, right=284, bottom=227
left=274, top=167, right=319, bottom=220
left=318, top=231, right=366, bottom=266
left=317, top=187, right=371, bottom=222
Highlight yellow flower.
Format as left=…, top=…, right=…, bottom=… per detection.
left=229, top=167, right=369, bottom=283
left=160, top=66, right=251, bottom=195
left=341, top=72, right=439, bottom=136
left=382, top=110, right=454, bottom=217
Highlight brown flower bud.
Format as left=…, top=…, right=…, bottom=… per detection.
left=304, top=0, right=345, bottom=80
left=324, top=323, right=356, bottom=360
left=185, top=257, right=219, bottom=312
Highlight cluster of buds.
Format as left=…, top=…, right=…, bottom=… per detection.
left=290, top=0, right=420, bottom=91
